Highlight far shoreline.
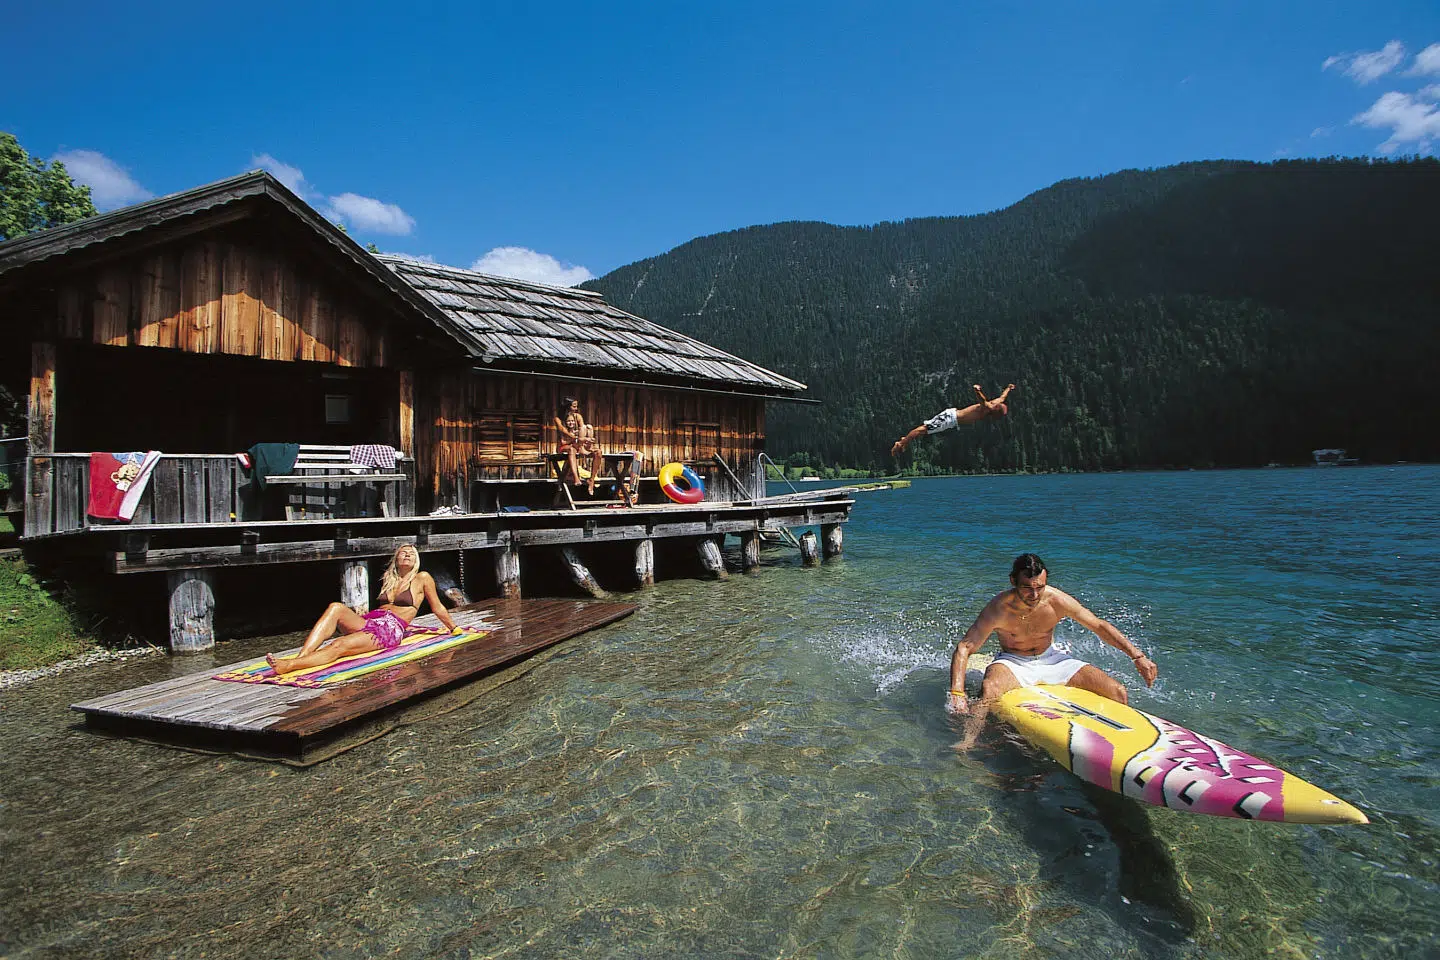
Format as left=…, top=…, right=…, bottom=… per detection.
left=767, top=461, right=1433, bottom=484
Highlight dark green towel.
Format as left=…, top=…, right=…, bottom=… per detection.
left=246, top=443, right=300, bottom=493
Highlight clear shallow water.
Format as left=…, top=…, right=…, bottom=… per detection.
left=2, top=467, right=1437, bottom=959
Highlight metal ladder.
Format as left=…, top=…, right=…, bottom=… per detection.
left=754, top=453, right=803, bottom=549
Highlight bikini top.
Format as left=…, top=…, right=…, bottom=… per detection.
left=389, top=585, right=418, bottom=607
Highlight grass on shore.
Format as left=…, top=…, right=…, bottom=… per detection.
left=0, top=555, right=94, bottom=670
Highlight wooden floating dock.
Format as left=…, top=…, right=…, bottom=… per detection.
left=71, top=598, right=636, bottom=760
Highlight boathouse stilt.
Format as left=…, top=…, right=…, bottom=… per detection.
left=634, top=538, right=655, bottom=587
left=799, top=531, right=820, bottom=566
left=495, top=543, right=521, bottom=599
left=741, top=531, right=760, bottom=571
left=697, top=537, right=728, bottom=579
left=341, top=560, right=369, bottom=612
left=561, top=547, right=609, bottom=598
left=822, top=523, right=844, bottom=560
left=167, top=569, right=216, bottom=653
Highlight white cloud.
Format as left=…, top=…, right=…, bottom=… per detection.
left=1353, top=90, right=1440, bottom=153
left=324, top=193, right=416, bottom=235
left=1408, top=43, right=1440, bottom=77
left=1324, top=41, right=1406, bottom=84
left=51, top=149, right=153, bottom=210
left=470, top=247, right=594, bottom=287
left=252, top=153, right=309, bottom=196
left=1420, top=83, right=1440, bottom=102
left=1310, top=126, right=1333, bottom=138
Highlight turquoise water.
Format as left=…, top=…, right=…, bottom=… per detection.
left=2, top=467, right=1437, bottom=958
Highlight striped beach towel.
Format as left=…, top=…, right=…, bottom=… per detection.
left=213, top=628, right=489, bottom=688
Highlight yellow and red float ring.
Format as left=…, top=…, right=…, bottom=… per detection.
left=658, top=462, right=705, bottom=504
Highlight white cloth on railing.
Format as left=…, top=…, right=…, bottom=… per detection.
left=350, top=444, right=399, bottom=471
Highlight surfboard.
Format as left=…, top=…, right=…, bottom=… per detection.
left=994, top=684, right=1368, bottom=824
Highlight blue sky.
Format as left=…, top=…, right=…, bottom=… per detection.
left=6, top=1, right=1439, bottom=285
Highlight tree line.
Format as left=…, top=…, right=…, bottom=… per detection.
left=586, top=158, right=1440, bottom=472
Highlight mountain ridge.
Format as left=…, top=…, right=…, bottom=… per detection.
left=584, top=158, right=1439, bottom=472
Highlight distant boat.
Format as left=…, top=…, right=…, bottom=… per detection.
left=1312, top=448, right=1360, bottom=467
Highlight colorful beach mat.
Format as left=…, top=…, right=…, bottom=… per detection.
left=213, top=628, right=489, bottom=688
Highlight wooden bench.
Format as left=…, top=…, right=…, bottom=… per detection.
left=544, top=451, right=638, bottom=509
left=265, top=445, right=409, bottom=520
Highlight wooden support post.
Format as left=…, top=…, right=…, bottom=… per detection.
left=561, top=547, right=608, bottom=598
left=340, top=559, right=369, bottom=613
left=741, top=531, right=761, bottom=571
left=430, top=556, right=470, bottom=607
left=25, top=342, right=57, bottom=539
left=697, top=537, right=728, bottom=579
left=822, top=523, right=844, bottom=559
left=634, top=538, right=655, bottom=587
left=398, top=369, right=415, bottom=459
left=799, top=530, right=820, bottom=566
left=167, top=569, right=216, bottom=653
left=495, top=542, right=521, bottom=599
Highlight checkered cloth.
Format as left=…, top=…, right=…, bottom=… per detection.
left=350, top=444, right=400, bottom=470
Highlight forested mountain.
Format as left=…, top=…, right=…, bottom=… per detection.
left=584, top=159, right=1440, bottom=473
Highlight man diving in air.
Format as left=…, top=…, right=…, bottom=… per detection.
left=891, top=383, right=1016, bottom=458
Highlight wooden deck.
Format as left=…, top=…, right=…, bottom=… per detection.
left=71, top=598, right=636, bottom=759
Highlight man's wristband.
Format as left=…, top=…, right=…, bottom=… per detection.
left=1130, top=653, right=1147, bottom=661
left=948, top=689, right=965, bottom=696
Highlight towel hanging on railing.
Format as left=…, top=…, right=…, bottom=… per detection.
left=87, top=451, right=162, bottom=522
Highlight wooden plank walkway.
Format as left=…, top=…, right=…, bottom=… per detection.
left=72, top=598, right=636, bottom=757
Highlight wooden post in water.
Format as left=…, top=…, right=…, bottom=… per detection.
left=741, top=531, right=761, bottom=571
left=822, top=523, right=844, bottom=560
left=799, top=530, right=820, bottom=566
left=697, top=537, right=728, bottom=579
left=340, top=560, right=369, bottom=612
left=167, top=569, right=215, bottom=653
left=634, top=538, right=655, bottom=587
left=495, top=543, right=521, bottom=599
left=561, top=547, right=608, bottom=598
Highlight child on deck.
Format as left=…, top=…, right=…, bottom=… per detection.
left=555, top=397, right=605, bottom=495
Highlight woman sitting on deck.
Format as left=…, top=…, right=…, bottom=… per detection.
left=555, top=396, right=604, bottom=495
left=266, top=545, right=460, bottom=675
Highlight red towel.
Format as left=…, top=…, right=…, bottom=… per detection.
left=87, top=451, right=162, bottom=521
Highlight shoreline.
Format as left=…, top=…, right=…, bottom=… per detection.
left=0, top=645, right=163, bottom=691
left=769, top=461, right=1433, bottom=483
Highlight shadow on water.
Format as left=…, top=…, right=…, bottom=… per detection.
left=937, top=703, right=1197, bottom=954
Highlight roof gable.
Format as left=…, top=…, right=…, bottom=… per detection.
left=378, top=255, right=805, bottom=395
left=0, top=171, right=469, bottom=354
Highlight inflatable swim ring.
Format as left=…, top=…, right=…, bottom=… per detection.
left=659, top=462, right=705, bottom=504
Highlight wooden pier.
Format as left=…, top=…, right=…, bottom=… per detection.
left=71, top=598, right=636, bottom=760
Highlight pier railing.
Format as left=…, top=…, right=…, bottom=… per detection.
left=23, top=452, right=417, bottom=538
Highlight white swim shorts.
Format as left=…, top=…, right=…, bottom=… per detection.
left=992, top=646, right=1089, bottom=687
left=923, top=407, right=959, bottom=434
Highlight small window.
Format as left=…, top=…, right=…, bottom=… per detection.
left=325, top=394, right=352, bottom=424
left=477, top=410, right=543, bottom=461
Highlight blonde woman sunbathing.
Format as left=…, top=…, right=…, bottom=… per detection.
left=266, top=544, right=460, bottom=675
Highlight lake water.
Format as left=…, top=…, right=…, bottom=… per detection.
left=2, top=467, right=1437, bottom=959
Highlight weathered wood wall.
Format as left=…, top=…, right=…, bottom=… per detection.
left=33, top=232, right=391, bottom=368
left=416, top=373, right=766, bottom=509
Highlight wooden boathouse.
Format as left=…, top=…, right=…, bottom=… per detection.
left=0, top=171, right=852, bottom=653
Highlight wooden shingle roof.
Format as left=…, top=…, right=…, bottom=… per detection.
left=378, top=255, right=806, bottom=396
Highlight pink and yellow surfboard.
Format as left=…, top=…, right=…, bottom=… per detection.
left=995, top=685, right=1368, bottom=824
